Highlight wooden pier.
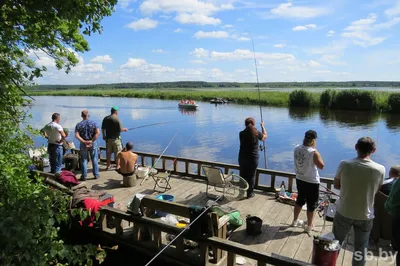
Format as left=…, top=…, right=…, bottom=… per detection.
left=49, top=148, right=395, bottom=266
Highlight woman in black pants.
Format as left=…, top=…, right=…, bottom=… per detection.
left=238, top=117, right=267, bottom=199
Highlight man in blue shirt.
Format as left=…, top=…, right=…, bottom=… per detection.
left=75, top=110, right=100, bottom=181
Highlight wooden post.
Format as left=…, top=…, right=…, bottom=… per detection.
left=227, top=252, right=236, bottom=266
left=151, top=156, right=155, bottom=168
left=224, top=167, right=229, bottom=175
left=270, top=174, right=276, bottom=189
left=99, top=212, right=107, bottom=231
left=197, top=163, right=201, bottom=177
left=162, top=158, right=166, bottom=171
left=288, top=177, right=294, bottom=192
left=115, top=217, right=123, bottom=236
left=185, top=161, right=189, bottom=175
left=141, top=155, right=145, bottom=166
left=257, top=260, right=267, bottom=266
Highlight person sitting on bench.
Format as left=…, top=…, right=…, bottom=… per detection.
left=116, top=142, right=138, bottom=176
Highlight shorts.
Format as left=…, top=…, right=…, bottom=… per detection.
left=106, top=138, right=122, bottom=155
left=295, top=179, right=319, bottom=212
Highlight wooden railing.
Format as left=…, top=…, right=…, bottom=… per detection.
left=98, top=206, right=312, bottom=266
left=94, top=147, right=334, bottom=193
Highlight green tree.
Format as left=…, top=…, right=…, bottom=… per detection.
left=0, top=0, right=117, bottom=265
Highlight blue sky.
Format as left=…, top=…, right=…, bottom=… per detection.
left=33, top=0, right=400, bottom=84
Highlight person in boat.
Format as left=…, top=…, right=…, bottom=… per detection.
left=101, top=106, right=128, bottom=170
left=116, top=142, right=138, bottom=176
left=238, top=117, right=267, bottom=199
left=380, top=165, right=400, bottom=195
left=385, top=165, right=400, bottom=266
left=333, top=137, right=385, bottom=266
left=75, top=110, right=100, bottom=181
left=181, top=99, right=185, bottom=104
left=292, top=130, right=325, bottom=233
left=40, top=113, right=66, bottom=174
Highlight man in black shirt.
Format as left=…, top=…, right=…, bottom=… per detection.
left=101, top=106, right=128, bottom=170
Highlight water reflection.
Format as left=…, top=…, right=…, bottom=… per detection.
left=179, top=109, right=197, bottom=116
left=288, top=107, right=318, bottom=121
left=319, top=109, right=379, bottom=128
left=27, top=96, right=400, bottom=179
left=385, top=113, right=400, bottom=131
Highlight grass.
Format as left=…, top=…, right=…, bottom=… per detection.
left=29, top=88, right=399, bottom=112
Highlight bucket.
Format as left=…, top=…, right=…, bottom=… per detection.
left=246, top=215, right=262, bottom=235
left=136, top=167, right=149, bottom=179
left=155, top=194, right=175, bottom=217
left=311, top=239, right=340, bottom=266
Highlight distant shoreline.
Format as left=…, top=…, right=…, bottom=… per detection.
left=28, top=88, right=400, bottom=113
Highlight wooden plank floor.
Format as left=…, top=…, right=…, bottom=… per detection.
left=79, top=165, right=396, bottom=266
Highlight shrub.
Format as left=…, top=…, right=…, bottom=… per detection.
left=288, top=90, right=313, bottom=107
left=333, top=90, right=377, bottom=110
left=320, top=89, right=337, bottom=108
left=388, top=93, right=400, bottom=113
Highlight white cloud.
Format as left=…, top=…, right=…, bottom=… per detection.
left=340, top=13, right=398, bottom=47
left=190, top=60, right=207, bottom=64
left=274, top=44, right=286, bottom=48
left=120, top=58, right=147, bottom=69
left=210, top=49, right=296, bottom=62
left=194, top=30, right=229, bottom=39
left=193, top=31, right=250, bottom=41
left=320, top=54, right=347, bottom=66
left=269, top=2, right=329, bottom=19
left=327, top=30, right=335, bottom=37
left=152, top=49, right=166, bottom=53
left=292, top=24, right=316, bottom=31
left=190, top=48, right=210, bottom=58
left=140, top=0, right=228, bottom=15
left=307, top=60, right=321, bottom=67
left=74, top=63, right=105, bottom=73
left=385, top=1, right=400, bottom=17
left=119, top=0, right=135, bottom=9
left=90, top=55, right=113, bottom=63
left=222, top=24, right=233, bottom=28
left=174, top=28, right=183, bottom=33
left=126, top=18, right=158, bottom=31
left=175, top=13, right=221, bottom=25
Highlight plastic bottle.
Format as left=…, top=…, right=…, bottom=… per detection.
left=279, top=182, right=286, bottom=197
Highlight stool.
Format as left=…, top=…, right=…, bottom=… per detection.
left=122, top=174, right=137, bottom=187
left=152, top=172, right=172, bottom=192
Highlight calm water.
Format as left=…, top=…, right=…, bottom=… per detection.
left=26, top=96, right=400, bottom=181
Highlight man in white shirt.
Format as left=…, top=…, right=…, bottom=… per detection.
left=40, top=113, right=66, bottom=174
left=333, top=137, right=385, bottom=266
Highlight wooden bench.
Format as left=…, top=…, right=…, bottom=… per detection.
left=140, top=195, right=231, bottom=264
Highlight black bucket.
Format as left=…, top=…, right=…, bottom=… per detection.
left=246, top=215, right=262, bottom=235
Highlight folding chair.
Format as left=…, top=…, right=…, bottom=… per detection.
left=151, top=171, right=172, bottom=193
left=202, top=165, right=234, bottom=200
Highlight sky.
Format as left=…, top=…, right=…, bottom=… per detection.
left=32, top=0, right=400, bottom=84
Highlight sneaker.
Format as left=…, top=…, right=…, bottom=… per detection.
left=94, top=175, right=100, bottom=179
left=247, top=193, right=255, bottom=199
left=304, top=225, right=314, bottom=233
left=80, top=176, right=87, bottom=181
left=291, top=220, right=304, bottom=227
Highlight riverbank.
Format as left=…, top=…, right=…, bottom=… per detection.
left=29, top=88, right=400, bottom=112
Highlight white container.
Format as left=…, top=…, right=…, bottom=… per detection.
left=136, top=167, right=150, bottom=179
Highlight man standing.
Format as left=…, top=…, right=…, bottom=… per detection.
left=101, top=106, right=128, bottom=170
left=333, top=137, right=385, bottom=266
left=75, top=110, right=100, bottom=181
left=40, top=113, right=66, bottom=174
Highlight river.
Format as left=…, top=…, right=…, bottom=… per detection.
left=27, top=96, right=400, bottom=180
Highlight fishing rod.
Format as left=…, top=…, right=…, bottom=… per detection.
left=127, top=121, right=173, bottom=131
left=249, top=32, right=268, bottom=169
left=144, top=195, right=222, bottom=266
left=140, top=132, right=178, bottom=185
left=374, top=108, right=383, bottom=159
left=172, top=130, right=197, bottom=165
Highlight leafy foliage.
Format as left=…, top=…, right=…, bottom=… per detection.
left=0, top=0, right=116, bottom=265
left=288, top=90, right=316, bottom=107
left=333, top=90, right=377, bottom=111
left=388, top=93, right=400, bottom=113
left=320, top=89, right=337, bottom=109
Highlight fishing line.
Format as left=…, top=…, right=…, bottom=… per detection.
left=144, top=195, right=222, bottom=266
left=249, top=32, right=268, bottom=169
left=374, top=109, right=383, bottom=159
left=140, top=132, right=178, bottom=185
left=127, top=121, right=173, bottom=131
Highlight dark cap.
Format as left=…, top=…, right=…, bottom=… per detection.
left=305, top=130, right=318, bottom=139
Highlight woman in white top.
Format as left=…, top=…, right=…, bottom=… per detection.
left=292, top=130, right=325, bottom=233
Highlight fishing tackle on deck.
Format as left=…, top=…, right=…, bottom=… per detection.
left=250, top=32, right=268, bottom=168
left=144, top=195, right=222, bottom=266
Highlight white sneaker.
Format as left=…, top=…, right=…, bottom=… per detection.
left=291, top=220, right=304, bottom=227
left=304, top=225, right=314, bottom=233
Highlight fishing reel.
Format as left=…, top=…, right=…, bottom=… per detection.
left=259, top=144, right=265, bottom=151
